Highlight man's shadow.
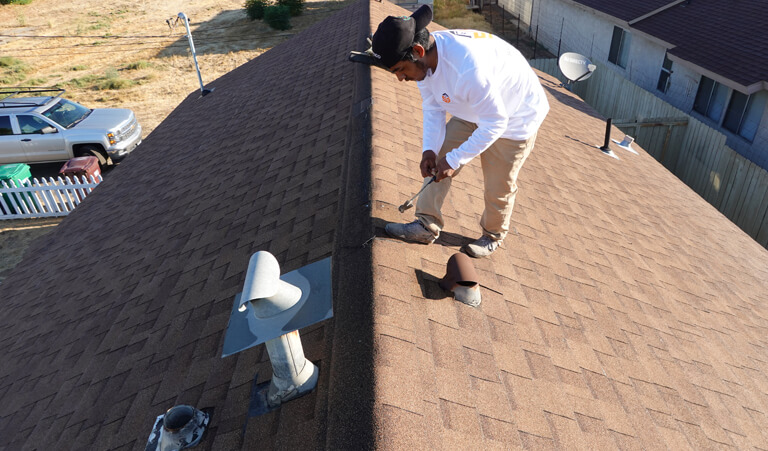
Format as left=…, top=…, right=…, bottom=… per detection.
left=371, top=217, right=473, bottom=248
left=372, top=217, right=464, bottom=300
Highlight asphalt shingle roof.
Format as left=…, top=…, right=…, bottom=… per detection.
left=1, top=1, right=767, bottom=449
left=631, top=0, right=768, bottom=89
left=571, top=0, right=676, bottom=22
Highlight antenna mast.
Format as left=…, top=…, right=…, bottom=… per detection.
left=178, top=12, right=213, bottom=96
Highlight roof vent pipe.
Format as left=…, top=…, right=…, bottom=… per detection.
left=240, top=251, right=319, bottom=407
left=598, top=118, right=619, bottom=159
left=612, top=134, right=638, bottom=154
left=145, top=405, right=210, bottom=451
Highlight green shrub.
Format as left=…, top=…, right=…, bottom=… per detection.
left=0, top=57, right=30, bottom=84
left=123, top=60, right=153, bottom=70
left=65, top=70, right=135, bottom=91
left=277, top=0, right=303, bottom=16
left=245, top=0, right=270, bottom=20
left=96, top=77, right=134, bottom=90
left=0, top=0, right=34, bottom=4
left=264, top=4, right=291, bottom=30
left=66, top=75, right=99, bottom=88
left=96, top=68, right=134, bottom=90
left=0, top=56, right=25, bottom=69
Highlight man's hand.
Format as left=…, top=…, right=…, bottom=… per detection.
left=434, top=158, right=455, bottom=182
left=420, top=150, right=437, bottom=178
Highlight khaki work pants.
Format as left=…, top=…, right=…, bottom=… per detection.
left=416, top=117, right=537, bottom=241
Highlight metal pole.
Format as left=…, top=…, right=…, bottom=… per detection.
left=557, top=18, right=564, bottom=57
left=178, top=12, right=212, bottom=96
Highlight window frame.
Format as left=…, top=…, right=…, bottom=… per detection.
left=656, top=54, right=673, bottom=93
left=722, top=90, right=766, bottom=142
left=694, top=75, right=766, bottom=143
left=608, top=26, right=630, bottom=69
left=17, top=115, right=52, bottom=135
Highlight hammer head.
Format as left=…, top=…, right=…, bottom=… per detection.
left=398, top=200, right=413, bottom=213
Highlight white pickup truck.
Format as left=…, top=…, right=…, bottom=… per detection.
left=0, top=87, right=142, bottom=168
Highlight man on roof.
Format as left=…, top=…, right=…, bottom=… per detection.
left=372, top=5, right=549, bottom=258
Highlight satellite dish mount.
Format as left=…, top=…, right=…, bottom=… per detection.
left=558, top=52, right=596, bottom=91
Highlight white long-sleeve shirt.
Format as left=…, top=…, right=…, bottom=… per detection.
left=417, top=30, right=549, bottom=169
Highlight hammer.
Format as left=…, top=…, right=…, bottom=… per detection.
left=398, top=176, right=436, bottom=213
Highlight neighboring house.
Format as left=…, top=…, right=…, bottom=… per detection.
left=520, top=0, right=768, bottom=169
left=1, top=1, right=768, bottom=449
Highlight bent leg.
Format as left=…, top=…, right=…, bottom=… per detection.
left=416, top=117, right=475, bottom=235
left=479, top=132, right=537, bottom=241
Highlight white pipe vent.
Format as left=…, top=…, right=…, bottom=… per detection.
left=222, top=251, right=333, bottom=410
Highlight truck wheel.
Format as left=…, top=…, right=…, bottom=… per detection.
left=77, top=145, right=108, bottom=168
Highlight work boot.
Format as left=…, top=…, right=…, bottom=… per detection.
left=385, top=220, right=436, bottom=244
left=465, top=235, right=501, bottom=258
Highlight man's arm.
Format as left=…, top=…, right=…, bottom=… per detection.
left=443, top=71, right=513, bottom=170
left=419, top=83, right=446, bottom=169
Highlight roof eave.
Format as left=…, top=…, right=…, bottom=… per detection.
left=666, top=53, right=763, bottom=94
left=562, top=0, right=630, bottom=27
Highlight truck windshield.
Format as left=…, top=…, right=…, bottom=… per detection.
left=42, top=99, right=92, bottom=129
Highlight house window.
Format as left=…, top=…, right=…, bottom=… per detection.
left=608, top=26, right=631, bottom=68
left=693, top=76, right=728, bottom=121
left=657, top=54, right=673, bottom=93
left=723, top=90, right=767, bottom=142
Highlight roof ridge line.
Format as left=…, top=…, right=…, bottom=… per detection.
left=628, top=0, right=687, bottom=25
left=323, top=1, right=377, bottom=449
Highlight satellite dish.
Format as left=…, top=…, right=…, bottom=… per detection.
left=558, top=52, right=596, bottom=90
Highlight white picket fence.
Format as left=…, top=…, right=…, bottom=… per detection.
left=0, top=175, right=102, bottom=219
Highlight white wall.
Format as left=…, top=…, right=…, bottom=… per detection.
left=497, top=0, right=535, bottom=29
left=530, top=0, right=613, bottom=60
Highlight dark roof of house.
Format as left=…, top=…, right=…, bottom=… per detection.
left=573, top=0, right=768, bottom=90
left=631, top=0, right=768, bottom=90
left=2, top=0, right=768, bottom=449
left=570, top=0, right=676, bottom=22
left=0, top=2, right=373, bottom=448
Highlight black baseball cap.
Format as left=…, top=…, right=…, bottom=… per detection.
left=371, top=5, right=433, bottom=69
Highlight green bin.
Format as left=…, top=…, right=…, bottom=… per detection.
left=0, top=163, right=38, bottom=215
